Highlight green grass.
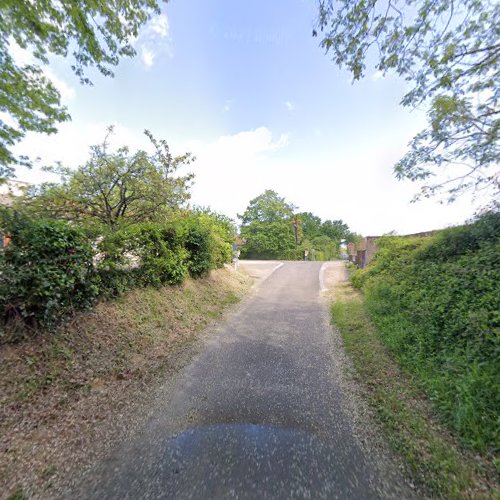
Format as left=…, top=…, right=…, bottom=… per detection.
left=7, top=488, right=26, bottom=500
left=350, top=217, right=500, bottom=453
left=330, top=281, right=498, bottom=498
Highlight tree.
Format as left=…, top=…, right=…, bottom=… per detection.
left=312, top=234, right=340, bottom=260
left=239, top=190, right=296, bottom=259
left=297, top=212, right=323, bottom=241
left=315, top=0, right=499, bottom=202
left=20, top=127, right=194, bottom=230
left=321, top=219, right=349, bottom=241
left=0, top=0, right=164, bottom=178
left=239, top=189, right=296, bottom=226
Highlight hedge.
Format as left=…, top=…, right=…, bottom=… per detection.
left=351, top=212, right=500, bottom=452
left=0, top=212, right=233, bottom=341
left=0, top=214, right=99, bottom=335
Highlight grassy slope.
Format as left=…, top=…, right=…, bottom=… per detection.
left=330, top=280, right=498, bottom=499
left=0, top=267, right=251, bottom=498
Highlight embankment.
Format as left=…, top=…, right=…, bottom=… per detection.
left=1, top=267, right=250, bottom=499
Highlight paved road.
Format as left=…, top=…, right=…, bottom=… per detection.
left=73, top=261, right=409, bottom=499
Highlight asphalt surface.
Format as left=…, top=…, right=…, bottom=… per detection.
left=73, top=261, right=410, bottom=499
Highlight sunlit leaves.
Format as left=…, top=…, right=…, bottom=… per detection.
left=19, top=127, right=194, bottom=229
left=0, top=0, right=164, bottom=177
left=315, top=0, right=499, bottom=202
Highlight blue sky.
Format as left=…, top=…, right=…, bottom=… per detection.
left=12, top=0, right=485, bottom=235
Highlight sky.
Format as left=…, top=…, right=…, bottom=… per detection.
left=10, top=0, right=488, bottom=236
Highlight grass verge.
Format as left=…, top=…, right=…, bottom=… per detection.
left=330, top=280, right=498, bottom=499
left=0, top=266, right=251, bottom=499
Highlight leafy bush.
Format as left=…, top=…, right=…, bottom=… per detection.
left=182, top=218, right=215, bottom=278
left=181, top=213, right=233, bottom=277
left=96, top=215, right=232, bottom=294
left=0, top=212, right=98, bottom=337
left=356, top=212, right=500, bottom=452
left=279, top=249, right=302, bottom=261
left=97, top=223, right=188, bottom=295
left=94, top=231, right=137, bottom=297
left=0, top=210, right=235, bottom=340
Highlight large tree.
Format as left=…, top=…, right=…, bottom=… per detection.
left=297, top=212, right=323, bottom=241
left=239, top=190, right=296, bottom=259
left=321, top=219, right=350, bottom=241
left=0, top=0, right=164, bottom=178
left=20, top=128, right=194, bottom=230
left=315, top=0, right=499, bottom=202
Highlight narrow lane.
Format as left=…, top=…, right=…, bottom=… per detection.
left=74, top=262, right=409, bottom=499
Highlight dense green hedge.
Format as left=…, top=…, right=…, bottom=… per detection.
left=0, top=214, right=99, bottom=334
left=96, top=223, right=189, bottom=296
left=352, top=212, right=500, bottom=452
left=181, top=214, right=232, bottom=277
left=0, top=212, right=233, bottom=341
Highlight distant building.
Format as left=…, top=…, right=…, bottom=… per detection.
left=354, top=230, right=439, bottom=268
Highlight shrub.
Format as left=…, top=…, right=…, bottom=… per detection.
left=97, top=223, right=188, bottom=295
left=181, top=214, right=233, bottom=277
left=357, top=212, right=500, bottom=452
left=182, top=218, right=214, bottom=278
left=0, top=210, right=235, bottom=339
left=0, top=212, right=98, bottom=337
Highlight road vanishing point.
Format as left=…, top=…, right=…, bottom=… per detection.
left=71, top=261, right=411, bottom=499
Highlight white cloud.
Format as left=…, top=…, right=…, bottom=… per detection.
left=183, top=126, right=485, bottom=234
left=136, top=13, right=173, bottom=68
left=8, top=39, right=34, bottom=66
left=11, top=121, right=485, bottom=237
left=13, top=122, right=152, bottom=185
left=284, top=100, right=295, bottom=111
left=371, top=70, right=384, bottom=81
left=184, top=127, right=289, bottom=217
left=148, top=14, right=170, bottom=37
left=223, top=100, right=232, bottom=113
left=209, top=127, right=288, bottom=154
left=13, top=124, right=290, bottom=217
left=44, top=68, right=76, bottom=101
left=141, top=47, right=155, bottom=68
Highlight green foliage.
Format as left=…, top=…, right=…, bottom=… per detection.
left=297, top=212, right=322, bottom=240
left=182, top=220, right=213, bottom=278
left=330, top=285, right=492, bottom=497
left=239, top=190, right=296, bottom=259
left=321, top=219, right=349, bottom=241
left=239, top=190, right=353, bottom=260
left=185, top=209, right=234, bottom=274
left=97, top=223, right=188, bottom=295
left=96, top=213, right=233, bottom=294
left=0, top=0, right=163, bottom=176
left=0, top=211, right=98, bottom=335
left=315, top=0, right=500, bottom=201
left=20, top=127, right=194, bottom=229
left=353, top=212, right=500, bottom=451
left=240, top=189, right=296, bottom=225
left=241, top=220, right=296, bottom=259
left=312, top=235, right=340, bottom=260
left=97, top=212, right=234, bottom=290
left=0, top=208, right=233, bottom=337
